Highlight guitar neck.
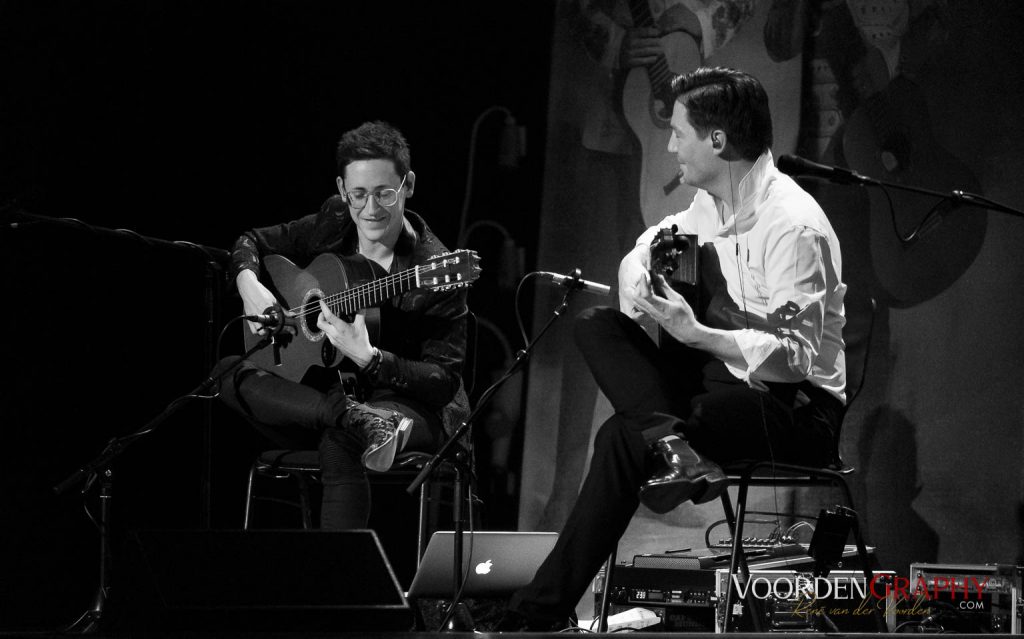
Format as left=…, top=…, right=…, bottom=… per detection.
left=626, top=0, right=674, bottom=98
left=325, top=265, right=421, bottom=316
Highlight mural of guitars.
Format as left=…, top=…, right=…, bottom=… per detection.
left=243, top=249, right=481, bottom=383
left=621, top=1, right=702, bottom=227
left=843, top=75, right=987, bottom=307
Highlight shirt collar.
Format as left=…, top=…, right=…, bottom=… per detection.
left=714, top=150, right=775, bottom=232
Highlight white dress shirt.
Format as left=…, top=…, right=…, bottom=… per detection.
left=632, top=151, right=848, bottom=403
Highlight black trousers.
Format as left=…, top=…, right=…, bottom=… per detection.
left=509, top=306, right=841, bottom=623
left=215, top=356, right=443, bottom=529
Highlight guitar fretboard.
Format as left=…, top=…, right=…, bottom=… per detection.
left=627, top=0, right=675, bottom=104
left=324, top=266, right=420, bottom=316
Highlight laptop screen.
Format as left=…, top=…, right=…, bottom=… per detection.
left=406, top=531, right=558, bottom=599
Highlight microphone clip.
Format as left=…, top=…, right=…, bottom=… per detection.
left=245, top=304, right=289, bottom=335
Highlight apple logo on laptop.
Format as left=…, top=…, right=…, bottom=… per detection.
left=475, top=559, right=493, bottom=575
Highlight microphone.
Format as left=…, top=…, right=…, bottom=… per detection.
left=244, top=306, right=288, bottom=332
left=776, top=155, right=875, bottom=186
left=537, top=269, right=611, bottom=296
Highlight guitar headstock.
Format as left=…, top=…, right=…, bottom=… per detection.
left=649, top=226, right=691, bottom=278
left=420, top=249, right=482, bottom=291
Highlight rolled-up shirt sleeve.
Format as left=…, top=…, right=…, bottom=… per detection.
left=727, top=226, right=833, bottom=385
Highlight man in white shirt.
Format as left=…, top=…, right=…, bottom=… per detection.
left=501, top=67, right=846, bottom=631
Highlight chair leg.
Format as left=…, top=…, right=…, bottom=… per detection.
left=721, top=474, right=764, bottom=633
left=293, top=473, right=314, bottom=530
left=848, top=506, right=888, bottom=632
left=597, top=547, right=617, bottom=632
left=720, top=465, right=881, bottom=633
left=417, top=481, right=429, bottom=565
left=243, top=462, right=258, bottom=530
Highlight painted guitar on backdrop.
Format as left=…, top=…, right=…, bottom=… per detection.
left=243, top=250, right=481, bottom=383
left=621, top=1, right=702, bottom=227
left=843, top=74, right=987, bottom=308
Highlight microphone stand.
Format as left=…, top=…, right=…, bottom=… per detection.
left=8, top=209, right=232, bottom=527
left=407, top=275, right=585, bottom=631
left=801, top=170, right=1024, bottom=218
left=54, top=330, right=280, bottom=634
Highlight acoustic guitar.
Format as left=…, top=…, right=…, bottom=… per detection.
left=243, top=249, right=480, bottom=383
left=638, top=225, right=700, bottom=347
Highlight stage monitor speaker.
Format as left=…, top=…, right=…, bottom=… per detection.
left=112, top=529, right=412, bottom=632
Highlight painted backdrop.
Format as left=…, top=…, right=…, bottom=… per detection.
left=520, top=0, right=1024, bottom=617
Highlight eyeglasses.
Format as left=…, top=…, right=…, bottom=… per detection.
left=344, top=173, right=408, bottom=210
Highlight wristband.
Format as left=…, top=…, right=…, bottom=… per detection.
left=360, top=347, right=382, bottom=376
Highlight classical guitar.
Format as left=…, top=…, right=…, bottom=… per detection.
left=243, top=249, right=481, bottom=383
left=639, top=225, right=700, bottom=347
left=620, top=1, right=701, bottom=227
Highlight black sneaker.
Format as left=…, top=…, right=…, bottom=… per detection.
left=343, top=402, right=412, bottom=472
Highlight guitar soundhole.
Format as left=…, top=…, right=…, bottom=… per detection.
left=300, top=288, right=328, bottom=343
left=303, top=296, right=321, bottom=334
left=880, top=130, right=910, bottom=173
left=652, top=96, right=672, bottom=126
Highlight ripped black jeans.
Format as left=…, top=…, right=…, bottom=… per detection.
left=215, top=356, right=443, bottom=529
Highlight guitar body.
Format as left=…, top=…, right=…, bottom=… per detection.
left=843, top=76, right=987, bottom=307
left=244, top=253, right=383, bottom=383
left=242, top=249, right=481, bottom=383
left=621, top=32, right=701, bottom=227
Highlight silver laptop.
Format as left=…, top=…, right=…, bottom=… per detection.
left=406, top=530, right=558, bottom=599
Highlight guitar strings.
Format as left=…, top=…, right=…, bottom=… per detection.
left=282, top=260, right=450, bottom=320
left=282, top=261, right=434, bottom=317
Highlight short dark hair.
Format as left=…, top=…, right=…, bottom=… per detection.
left=671, top=67, right=772, bottom=162
left=335, top=121, right=411, bottom=178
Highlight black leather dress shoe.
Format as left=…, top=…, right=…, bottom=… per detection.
left=639, top=435, right=728, bottom=513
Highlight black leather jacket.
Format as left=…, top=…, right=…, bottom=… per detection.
left=230, top=196, right=469, bottom=435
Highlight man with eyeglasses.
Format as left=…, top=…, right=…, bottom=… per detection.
left=216, top=121, right=470, bottom=530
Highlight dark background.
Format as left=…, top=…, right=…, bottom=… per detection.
left=1, top=1, right=554, bottom=629
left=7, top=0, right=1024, bottom=632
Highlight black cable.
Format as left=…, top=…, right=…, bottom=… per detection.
left=514, top=271, right=537, bottom=348
left=727, top=160, right=783, bottom=540
left=884, top=183, right=952, bottom=245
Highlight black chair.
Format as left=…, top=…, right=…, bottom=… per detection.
left=241, top=311, right=478, bottom=565
left=242, top=449, right=465, bottom=561
left=595, top=292, right=879, bottom=633
left=716, top=291, right=879, bottom=632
